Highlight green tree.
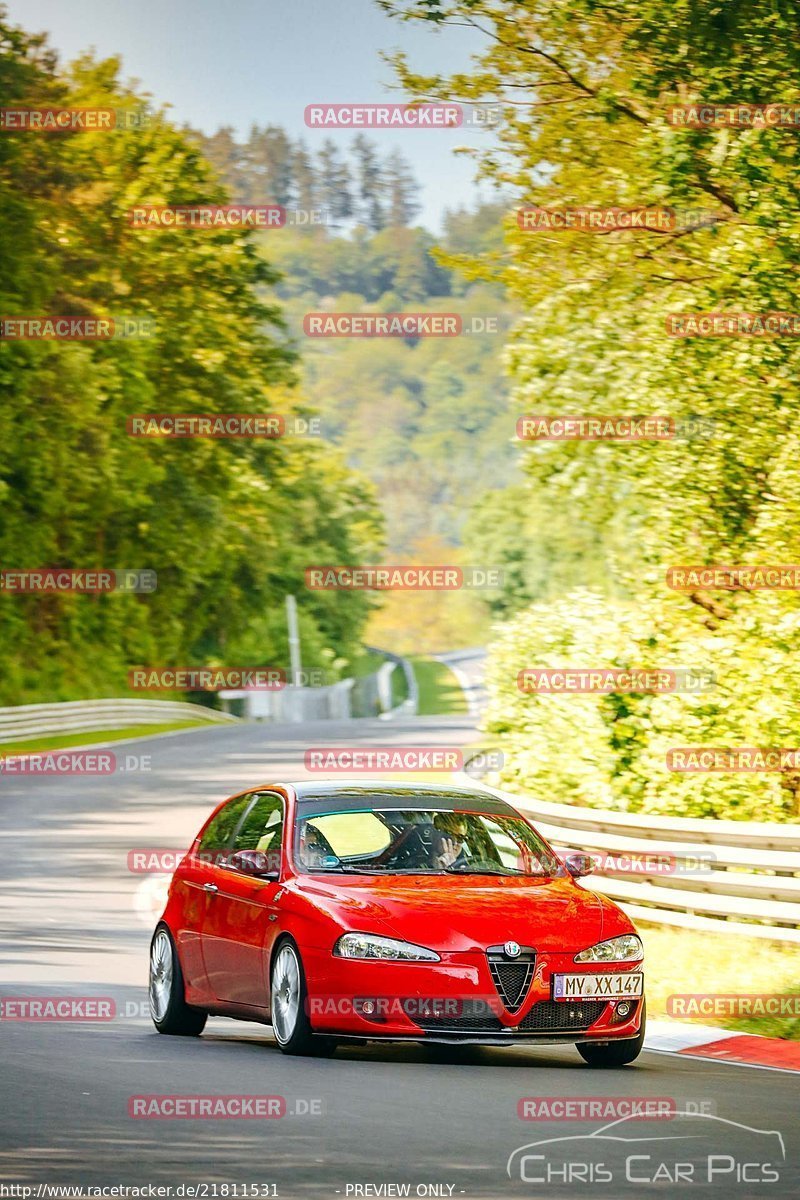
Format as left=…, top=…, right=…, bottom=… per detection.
left=247, top=123, right=295, bottom=205
left=382, top=0, right=800, bottom=819
left=0, top=12, right=382, bottom=703
left=385, top=147, right=421, bottom=226
left=317, top=138, right=354, bottom=225
left=352, top=133, right=386, bottom=231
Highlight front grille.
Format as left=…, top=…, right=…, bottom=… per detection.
left=415, top=999, right=606, bottom=1036
left=417, top=1011, right=504, bottom=1034
left=486, top=945, right=535, bottom=1013
left=491, top=960, right=534, bottom=1008
left=518, top=1000, right=606, bottom=1032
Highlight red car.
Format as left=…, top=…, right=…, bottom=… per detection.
left=149, top=781, right=645, bottom=1065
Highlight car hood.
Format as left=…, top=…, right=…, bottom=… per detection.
left=292, top=873, right=619, bottom=953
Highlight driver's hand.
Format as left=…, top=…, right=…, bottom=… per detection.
left=436, top=836, right=461, bottom=867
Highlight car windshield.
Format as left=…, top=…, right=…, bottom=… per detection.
left=294, top=807, right=565, bottom=877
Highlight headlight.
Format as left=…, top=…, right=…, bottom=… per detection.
left=334, top=932, right=440, bottom=962
left=574, top=934, right=643, bottom=963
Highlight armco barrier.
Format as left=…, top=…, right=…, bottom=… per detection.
left=219, top=650, right=417, bottom=723
left=478, top=782, right=800, bottom=944
left=366, top=646, right=418, bottom=717
left=0, top=698, right=238, bottom=745
left=220, top=679, right=355, bottom=722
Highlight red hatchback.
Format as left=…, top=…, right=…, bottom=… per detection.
left=149, top=781, right=645, bottom=1065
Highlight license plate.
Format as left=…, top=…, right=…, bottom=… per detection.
left=553, top=972, right=644, bottom=1000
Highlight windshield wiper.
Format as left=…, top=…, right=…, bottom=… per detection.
left=312, top=864, right=372, bottom=874
left=442, top=864, right=518, bottom=876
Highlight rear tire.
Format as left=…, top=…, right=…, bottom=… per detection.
left=577, top=1000, right=646, bottom=1067
left=149, top=924, right=207, bottom=1036
left=270, top=938, right=336, bottom=1057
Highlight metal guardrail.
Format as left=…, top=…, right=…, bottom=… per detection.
left=479, top=782, right=800, bottom=943
left=365, top=646, right=418, bottom=717
left=0, top=698, right=238, bottom=745
left=218, top=649, right=418, bottom=723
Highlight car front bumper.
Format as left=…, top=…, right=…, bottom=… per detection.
left=303, top=945, right=644, bottom=1043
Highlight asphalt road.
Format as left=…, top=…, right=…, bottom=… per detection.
left=434, top=650, right=487, bottom=717
left=1, top=714, right=797, bottom=1198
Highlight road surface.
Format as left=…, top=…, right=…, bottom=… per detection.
left=0, top=714, right=796, bottom=1197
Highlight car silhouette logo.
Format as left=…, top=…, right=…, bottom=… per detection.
left=507, top=1112, right=786, bottom=1181
left=504, top=940, right=521, bottom=958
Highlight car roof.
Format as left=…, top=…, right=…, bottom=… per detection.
left=284, top=779, right=518, bottom=816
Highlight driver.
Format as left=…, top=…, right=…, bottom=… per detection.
left=300, top=823, right=329, bottom=869
left=432, top=812, right=470, bottom=869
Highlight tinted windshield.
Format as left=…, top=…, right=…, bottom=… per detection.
left=294, top=807, right=565, bottom=877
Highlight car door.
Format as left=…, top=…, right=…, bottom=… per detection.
left=200, top=791, right=286, bottom=1007
left=173, top=790, right=255, bottom=1001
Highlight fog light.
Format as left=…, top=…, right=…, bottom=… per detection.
left=615, top=1000, right=632, bottom=1019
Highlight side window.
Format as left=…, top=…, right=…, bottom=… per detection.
left=232, top=793, right=284, bottom=873
left=198, top=793, right=254, bottom=864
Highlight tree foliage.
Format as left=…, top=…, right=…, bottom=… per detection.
left=191, top=124, right=420, bottom=232
left=271, top=209, right=517, bottom=557
left=0, top=13, right=382, bottom=703
left=384, top=0, right=800, bottom=819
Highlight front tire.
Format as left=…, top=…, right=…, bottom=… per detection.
left=577, top=1000, right=646, bottom=1067
left=270, top=939, right=335, bottom=1057
left=149, top=924, right=207, bottom=1036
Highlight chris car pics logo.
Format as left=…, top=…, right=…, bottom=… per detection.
left=507, top=1112, right=784, bottom=1185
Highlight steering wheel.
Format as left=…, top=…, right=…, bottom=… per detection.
left=371, top=824, right=429, bottom=869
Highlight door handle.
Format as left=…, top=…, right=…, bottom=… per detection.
left=203, top=883, right=219, bottom=893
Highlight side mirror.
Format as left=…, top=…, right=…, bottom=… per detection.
left=564, top=852, right=596, bottom=879
left=228, top=849, right=279, bottom=880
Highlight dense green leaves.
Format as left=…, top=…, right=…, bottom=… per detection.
left=385, top=0, right=800, bottom=819
left=0, top=14, right=381, bottom=703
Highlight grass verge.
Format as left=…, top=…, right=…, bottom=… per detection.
left=410, top=655, right=468, bottom=716
left=638, top=920, right=800, bottom=1039
left=0, top=720, right=208, bottom=756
